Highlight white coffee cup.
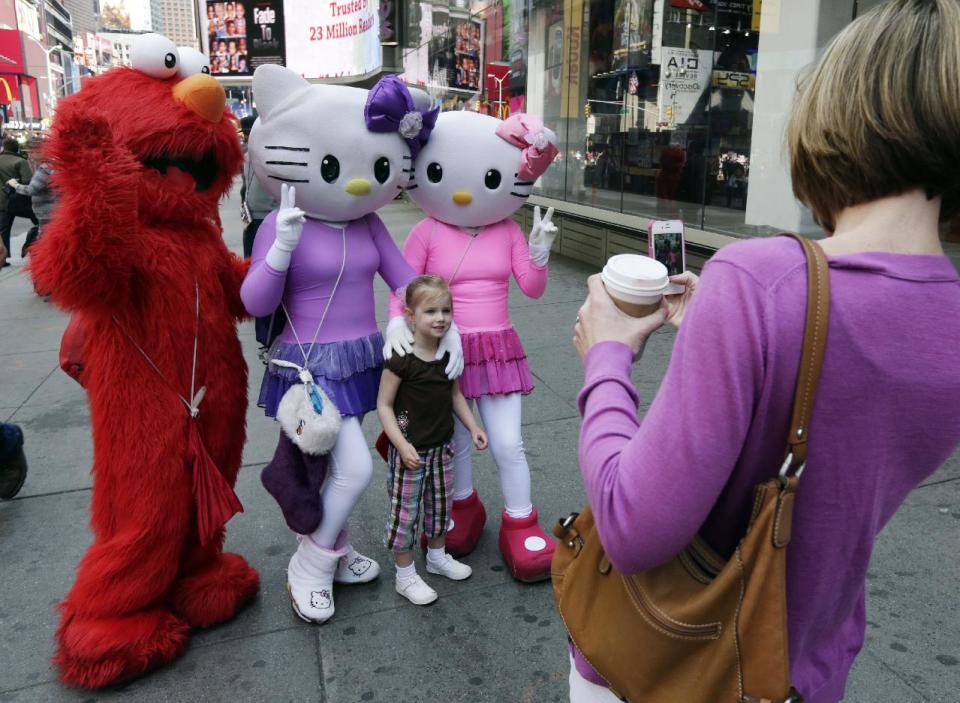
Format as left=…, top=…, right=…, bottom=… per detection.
left=601, top=254, right=683, bottom=317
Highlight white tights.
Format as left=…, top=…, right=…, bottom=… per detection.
left=308, top=415, right=373, bottom=549
left=452, top=393, right=532, bottom=517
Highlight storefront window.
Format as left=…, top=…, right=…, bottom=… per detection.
left=399, top=1, right=814, bottom=240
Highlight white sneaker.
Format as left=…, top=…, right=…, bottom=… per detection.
left=426, top=552, right=473, bottom=581
left=395, top=574, right=438, bottom=605
left=335, top=548, right=381, bottom=584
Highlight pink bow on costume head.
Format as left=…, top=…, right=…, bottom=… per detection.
left=494, top=113, right=560, bottom=182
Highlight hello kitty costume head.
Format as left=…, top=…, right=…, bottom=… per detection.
left=408, top=111, right=558, bottom=227
left=249, top=65, right=435, bottom=222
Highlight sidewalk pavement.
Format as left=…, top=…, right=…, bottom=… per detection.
left=0, top=193, right=957, bottom=702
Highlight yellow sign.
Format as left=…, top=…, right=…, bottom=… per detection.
left=0, top=78, right=13, bottom=103
left=712, top=70, right=755, bottom=91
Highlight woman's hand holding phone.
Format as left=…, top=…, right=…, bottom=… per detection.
left=663, top=272, right=699, bottom=329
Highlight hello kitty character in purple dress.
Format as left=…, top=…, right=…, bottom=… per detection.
left=241, top=66, right=463, bottom=624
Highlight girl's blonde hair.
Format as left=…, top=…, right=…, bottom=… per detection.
left=405, top=274, right=452, bottom=312
left=787, top=0, right=960, bottom=231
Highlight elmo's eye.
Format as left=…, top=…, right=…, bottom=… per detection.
left=321, top=155, right=340, bottom=183
left=130, top=33, right=180, bottom=79
left=177, top=47, right=211, bottom=79
left=374, top=157, right=390, bottom=184
left=427, top=162, right=443, bottom=183
left=484, top=169, right=502, bottom=189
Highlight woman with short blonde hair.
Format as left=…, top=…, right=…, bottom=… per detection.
left=569, top=1, right=960, bottom=701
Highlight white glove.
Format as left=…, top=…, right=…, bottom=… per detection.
left=528, top=206, right=557, bottom=266
left=6, top=178, right=18, bottom=188
left=437, top=320, right=464, bottom=379
left=265, top=182, right=306, bottom=272
left=383, top=316, right=413, bottom=359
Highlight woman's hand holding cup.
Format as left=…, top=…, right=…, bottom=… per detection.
left=574, top=274, right=666, bottom=362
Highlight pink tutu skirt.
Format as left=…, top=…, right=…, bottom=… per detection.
left=459, top=327, right=534, bottom=400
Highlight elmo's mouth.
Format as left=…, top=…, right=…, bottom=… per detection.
left=142, top=151, right=218, bottom=192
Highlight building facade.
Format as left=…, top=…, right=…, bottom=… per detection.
left=399, top=0, right=899, bottom=261
left=158, top=0, right=197, bottom=49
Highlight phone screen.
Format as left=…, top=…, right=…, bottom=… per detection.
left=648, top=220, right=686, bottom=276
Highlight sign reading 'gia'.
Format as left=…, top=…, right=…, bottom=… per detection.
left=284, top=0, right=382, bottom=79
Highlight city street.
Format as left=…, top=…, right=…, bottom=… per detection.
left=0, top=190, right=957, bottom=702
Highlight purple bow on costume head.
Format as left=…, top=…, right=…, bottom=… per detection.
left=364, top=75, right=439, bottom=159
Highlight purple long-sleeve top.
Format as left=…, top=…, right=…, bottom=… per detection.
left=575, top=237, right=960, bottom=702
left=240, top=212, right=416, bottom=344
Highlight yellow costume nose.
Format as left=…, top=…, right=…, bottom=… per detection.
left=172, top=74, right=225, bottom=123
left=452, top=191, right=472, bottom=205
left=345, top=178, right=372, bottom=196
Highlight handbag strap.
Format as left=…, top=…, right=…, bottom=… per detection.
left=779, top=234, right=830, bottom=478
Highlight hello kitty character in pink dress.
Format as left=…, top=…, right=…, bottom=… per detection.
left=385, top=111, right=559, bottom=582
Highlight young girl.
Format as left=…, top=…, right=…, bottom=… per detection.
left=377, top=276, right=488, bottom=605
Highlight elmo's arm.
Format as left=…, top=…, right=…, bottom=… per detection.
left=29, top=108, right=143, bottom=314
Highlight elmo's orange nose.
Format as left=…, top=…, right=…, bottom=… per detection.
left=173, top=73, right=225, bottom=123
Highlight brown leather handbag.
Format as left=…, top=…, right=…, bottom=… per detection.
left=552, top=234, right=829, bottom=703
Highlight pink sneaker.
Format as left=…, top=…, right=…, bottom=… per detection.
left=498, top=507, right=555, bottom=583
left=420, top=488, right=487, bottom=557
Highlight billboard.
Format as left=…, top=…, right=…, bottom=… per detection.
left=100, top=0, right=153, bottom=32
left=284, top=0, right=381, bottom=79
left=201, top=0, right=285, bottom=76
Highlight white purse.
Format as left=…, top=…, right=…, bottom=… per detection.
left=270, top=224, right=348, bottom=457
left=272, top=362, right=341, bottom=456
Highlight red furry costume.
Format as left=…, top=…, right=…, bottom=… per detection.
left=30, top=61, right=259, bottom=688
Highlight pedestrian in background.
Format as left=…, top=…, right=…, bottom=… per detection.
left=0, top=137, right=34, bottom=268
left=239, top=115, right=277, bottom=258
left=0, top=422, right=27, bottom=500
left=569, top=1, right=960, bottom=701
left=9, top=136, right=55, bottom=259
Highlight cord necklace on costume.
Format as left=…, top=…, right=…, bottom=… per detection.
left=269, top=225, right=348, bottom=455
left=113, top=280, right=243, bottom=546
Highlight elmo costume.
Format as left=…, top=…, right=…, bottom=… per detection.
left=29, top=34, right=259, bottom=688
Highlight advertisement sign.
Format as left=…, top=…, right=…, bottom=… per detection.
left=427, top=2, right=452, bottom=88
left=0, top=74, right=21, bottom=103
left=657, top=47, right=713, bottom=126
left=715, top=0, right=752, bottom=15
left=284, top=0, right=380, bottom=79
left=201, top=0, right=285, bottom=76
left=449, top=13, right=482, bottom=91
left=14, top=0, right=41, bottom=39
left=379, top=0, right=397, bottom=44
left=560, top=0, right=584, bottom=119
left=0, top=29, right=25, bottom=74
left=100, top=0, right=153, bottom=32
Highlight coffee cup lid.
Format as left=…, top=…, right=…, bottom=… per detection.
left=602, top=254, right=669, bottom=294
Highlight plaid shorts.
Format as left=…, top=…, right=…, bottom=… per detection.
left=384, top=441, right=454, bottom=552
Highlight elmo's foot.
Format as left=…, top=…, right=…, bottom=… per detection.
left=498, top=507, right=556, bottom=583
left=169, top=552, right=260, bottom=629
left=54, top=606, right=189, bottom=689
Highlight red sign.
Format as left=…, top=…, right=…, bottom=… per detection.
left=671, top=0, right=710, bottom=10
left=0, top=73, right=21, bottom=103
left=0, top=29, right=25, bottom=74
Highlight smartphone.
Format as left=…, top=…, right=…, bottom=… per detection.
left=648, top=219, right=686, bottom=277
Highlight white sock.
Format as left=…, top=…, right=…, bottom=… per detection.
left=426, top=547, right=446, bottom=564
left=396, top=562, right=417, bottom=583
left=505, top=504, right=533, bottom=519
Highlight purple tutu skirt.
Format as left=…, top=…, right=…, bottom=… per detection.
left=258, top=332, right=384, bottom=418
left=459, top=327, right=534, bottom=400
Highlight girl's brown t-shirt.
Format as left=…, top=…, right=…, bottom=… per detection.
left=384, top=352, right=454, bottom=450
